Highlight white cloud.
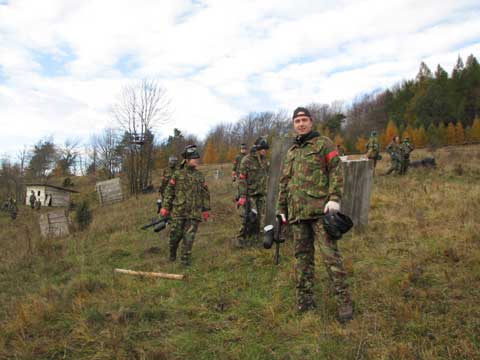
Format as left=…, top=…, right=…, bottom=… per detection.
left=0, top=0, right=479, bottom=156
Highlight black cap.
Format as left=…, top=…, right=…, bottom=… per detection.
left=254, top=137, right=269, bottom=150
left=292, top=107, right=311, bottom=120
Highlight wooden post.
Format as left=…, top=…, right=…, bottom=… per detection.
left=114, top=268, right=185, bottom=280
left=340, top=157, right=374, bottom=228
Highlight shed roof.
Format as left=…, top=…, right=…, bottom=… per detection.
left=25, top=183, right=80, bottom=193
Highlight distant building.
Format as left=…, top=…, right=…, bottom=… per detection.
left=25, top=184, right=79, bottom=207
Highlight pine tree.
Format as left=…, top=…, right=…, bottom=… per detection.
left=355, top=136, right=367, bottom=153
left=203, top=141, right=218, bottom=164
left=437, top=122, right=448, bottom=145
left=402, top=125, right=415, bottom=141
left=225, top=147, right=237, bottom=162
left=471, top=118, right=480, bottom=141
left=446, top=122, right=456, bottom=145
left=384, top=120, right=399, bottom=144
left=455, top=122, right=465, bottom=144
left=413, top=126, right=427, bottom=147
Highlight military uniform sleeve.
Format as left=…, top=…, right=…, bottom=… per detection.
left=201, top=174, right=211, bottom=211
left=163, top=171, right=177, bottom=211
left=276, top=151, right=293, bottom=216
left=238, top=157, right=249, bottom=198
left=232, top=155, right=239, bottom=173
left=159, top=169, right=168, bottom=194
left=323, top=139, right=343, bottom=202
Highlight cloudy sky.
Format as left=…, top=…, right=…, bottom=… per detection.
left=1, top=0, right=479, bottom=157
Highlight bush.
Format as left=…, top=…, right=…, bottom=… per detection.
left=75, top=200, right=92, bottom=230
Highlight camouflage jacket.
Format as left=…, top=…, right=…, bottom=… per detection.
left=159, top=166, right=176, bottom=197
left=386, top=141, right=401, bottom=160
left=232, top=153, right=246, bottom=177
left=400, top=142, right=414, bottom=159
left=238, top=152, right=268, bottom=198
left=164, top=165, right=211, bottom=221
left=277, top=132, right=343, bottom=223
left=365, top=137, right=379, bottom=159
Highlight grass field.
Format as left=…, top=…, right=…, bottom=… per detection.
left=1, top=145, right=479, bottom=359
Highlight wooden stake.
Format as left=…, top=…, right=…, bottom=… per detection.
left=114, top=268, right=185, bottom=280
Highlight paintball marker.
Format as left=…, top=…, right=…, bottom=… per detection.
left=140, top=216, right=169, bottom=232
left=156, top=198, right=162, bottom=214
left=263, top=215, right=285, bottom=265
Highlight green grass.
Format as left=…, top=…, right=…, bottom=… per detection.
left=1, top=145, right=480, bottom=359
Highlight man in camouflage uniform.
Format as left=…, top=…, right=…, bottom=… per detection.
left=399, top=137, right=414, bottom=175
left=29, top=191, right=36, bottom=209
left=232, top=144, right=247, bottom=181
left=385, top=135, right=401, bottom=175
left=160, top=145, right=210, bottom=266
left=158, top=156, right=178, bottom=199
left=276, top=107, right=353, bottom=323
left=365, top=131, right=380, bottom=170
left=236, top=137, right=269, bottom=247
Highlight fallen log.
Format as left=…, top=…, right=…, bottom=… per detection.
left=114, top=268, right=185, bottom=280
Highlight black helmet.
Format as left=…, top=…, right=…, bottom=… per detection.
left=323, top=212, right=353, bottom=240
left=182, top=145, right=200, bottom=159
left=254, top=137, right=269, bottom=150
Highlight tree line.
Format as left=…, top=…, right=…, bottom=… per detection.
left=2, top=54, right=479, bottom=198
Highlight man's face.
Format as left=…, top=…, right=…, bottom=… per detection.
left=188, top=158, right=199, bottom=167
left=293, top=115, right=313, bottom=135
left=241, top=148, right=247, bottom=154
left=259, top=149, right=267, bottom=156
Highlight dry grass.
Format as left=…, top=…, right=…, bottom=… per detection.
left=0, top=146, right=479, bottom=359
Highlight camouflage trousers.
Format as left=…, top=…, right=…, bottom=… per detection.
left=169, top=218, right=199, bottom=265
left=291, top=219, right=351, bottom=311
left=399, top=157, right=410, bottom=175
left=385, top=158, right=401, bottom=175
left=236, top=195, right=264, bottom=247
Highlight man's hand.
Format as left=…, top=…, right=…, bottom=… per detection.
left=237, top=197, right=247, bottom=206
left=279, top=213, right=288, bottom=224
left=324, top=201, right=340, bottom=213
left=160, top=208, right=169, bottom=217
left=202, top=211, right=209, bottom=222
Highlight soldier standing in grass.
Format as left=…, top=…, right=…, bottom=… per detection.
left=159, top=156, right=178, bottom=199
left=399, top=137, right=414, bottom=175
left=366, top=131, right=380, bottom=170
left=385, top=135, right=401, bottom=175
left=232, top=143, right=247, bottom=182
left=236, top=137, right=269, bottom=247
left=159, top=145, right=210, bottom=266
left=276, top=107, right=353, bottom=323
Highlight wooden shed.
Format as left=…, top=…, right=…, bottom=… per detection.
left=25, top=183, right=79, bottom=208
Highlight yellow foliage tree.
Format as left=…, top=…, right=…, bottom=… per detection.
left=402, top=125, right=414, bottom=142
left=384, top=120, right=399, bottom=144
left=355, top=136, right=367, bottom=153
left=455, top=122, right=465, bottom=144
left=446, top=122, right=456, bottom=145
left=333, top=134, right=344, bottom=147
left=412, top=126, right=428, bottom=148
left=203, top=141, right=218, bottom=164
left=471, top=118, right=480, bottom=142
left=225, top=146, right=237, bottom=163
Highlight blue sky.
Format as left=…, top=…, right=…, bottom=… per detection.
left=0, top=0, right=479, bottom=159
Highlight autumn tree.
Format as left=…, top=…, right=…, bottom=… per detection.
left=446, top=122, right=456, bottom=145
left=355, top=136, right=367, bottom=153
left=203, top=141, right=218, bottom=164
left=454, top=122, right=465, bottom=144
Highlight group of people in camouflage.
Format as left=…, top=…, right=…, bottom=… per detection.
left=155, top=107, right=354, bottom=323
left=365, top=131, right=414, bottom=175
left=385, top=135, right=414, bottom=175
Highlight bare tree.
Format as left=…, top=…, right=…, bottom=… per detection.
left=112, top=79, right=170, bottom=194
left=92, top=128, right=121, bottom=179
left=56, top=138, right=81, bottom=175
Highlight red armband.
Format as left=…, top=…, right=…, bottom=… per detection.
left=325, top=150, right=339, bottom=164
left=169, top=178, right=176, bottom=185
left=239, top=173, right=247, bottom=179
